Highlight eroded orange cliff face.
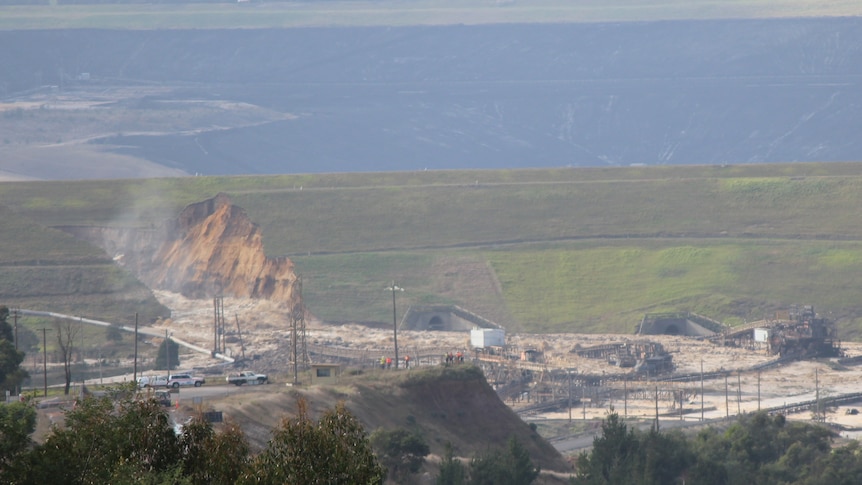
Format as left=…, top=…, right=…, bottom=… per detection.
left=61, top=193, right=297, bottom=303
left=142, top=193, right=297, bottom=300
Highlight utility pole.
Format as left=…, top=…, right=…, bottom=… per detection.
left=700, top=359, right=704, bottom=421
left=213, top=296, right=225, bottom=355
left=235, top=314, right=246, bottom=362
left=31, top=353, right=36, bottom=396
left=165, top=329, right=171, bottom=378
left=757, top=370, right=761, bottom=411
left=568, top=370, right=573, bottom=423
left=40, top=328, right=48, bottom=397
left=213, top=298, right=218, bottom=354
left=133, top=313, right=138, bottom=382
left=292, top=306, right=298, bottom=385
left=623, top=377, right=627, bottom=418
left=13, top=309, right=19, bottom=396
left=815, top=368, right=820, bottom=421
left=386, top=282, right=404, bottom=369
left=725, top=373, right=729, bottom=418
left=12, top=308, right=18, bottom=350
left=80, top=316, right=85, bottom=389
left=290, top=275, right=308, bottom=385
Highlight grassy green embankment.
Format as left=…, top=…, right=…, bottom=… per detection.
left=3, top=163, right=862, bottom=337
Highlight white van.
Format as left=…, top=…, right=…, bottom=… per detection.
left=137, top=375, right=168, bottom=388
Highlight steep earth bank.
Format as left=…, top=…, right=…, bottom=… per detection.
left=61, top=193, right=299, bottom=304
left=213, top=366, right=571, bottom=474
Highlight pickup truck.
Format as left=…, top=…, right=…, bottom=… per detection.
left=167, top=373, right=205, bottom=388
left=226, top=371, right=268, bottom=386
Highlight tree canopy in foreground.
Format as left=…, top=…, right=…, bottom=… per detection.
left=574, top=410, right=862, bottom=485
left=0, top=389, right=384, bottom=485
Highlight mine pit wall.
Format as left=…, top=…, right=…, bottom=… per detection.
left=55, top=194, right=300, bottom=305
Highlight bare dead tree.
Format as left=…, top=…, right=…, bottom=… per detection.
left=54, top=318, right=80, bottom=395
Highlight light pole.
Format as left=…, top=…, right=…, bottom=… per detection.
left=386, top=281, right=404, bottom=369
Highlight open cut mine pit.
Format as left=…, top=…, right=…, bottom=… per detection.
left=58, top=192, right=862, bottom=444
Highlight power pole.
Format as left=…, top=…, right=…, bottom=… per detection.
left=40, top=328, right=48, bottom=397
left=213, top=296, right=225, bottom=355
left=165, top=329, right=171, bottom=377
left=568, top=370, right=572, bottom=423
left=292, top=278, right=299, bottom=384
left=292, top=301, right=298, bottom=385
left=213, top=297, right=218, bottom=354
left=80, top=316, right=85, bottom=389
left=623, top=377, right=627, bottom=418
left=725, top=373, right=729, bottom=418
left=235, top=314, right=246, bottom=362
left=757, top=370, right=761, bottom=411
left=133, top=313, right=138, bottom=382
left=12, top=308, right=18, bottom=350
left=392, top=281, right=399, bottom=369
left=386, top=281, right=404, bottom=369
left=13, top=309, right=19, bottom=396
left=700, top=359, right=704, bottom=421
left=815, top=368, right=820, bottom=421
left=290, top=275, right=308, bottom=384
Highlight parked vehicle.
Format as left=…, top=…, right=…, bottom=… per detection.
left=137, top=375, right=168, bottom=388
left=226, top=371, right=268, bottom=386
left=153, top=390, right=172, bottom=407
left=167, top=373, right=205, bottom=388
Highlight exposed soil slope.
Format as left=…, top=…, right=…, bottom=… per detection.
left=145, top=193, right=296, bottom=300
left=63, top=193, right=298, bottom=304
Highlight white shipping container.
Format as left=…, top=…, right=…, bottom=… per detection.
left=754, top=328, right=770, bottom=342
left=471, top=328, right=505, bottom=348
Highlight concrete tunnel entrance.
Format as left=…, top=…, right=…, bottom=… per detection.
left=428, top=316, right=444, bottom=330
